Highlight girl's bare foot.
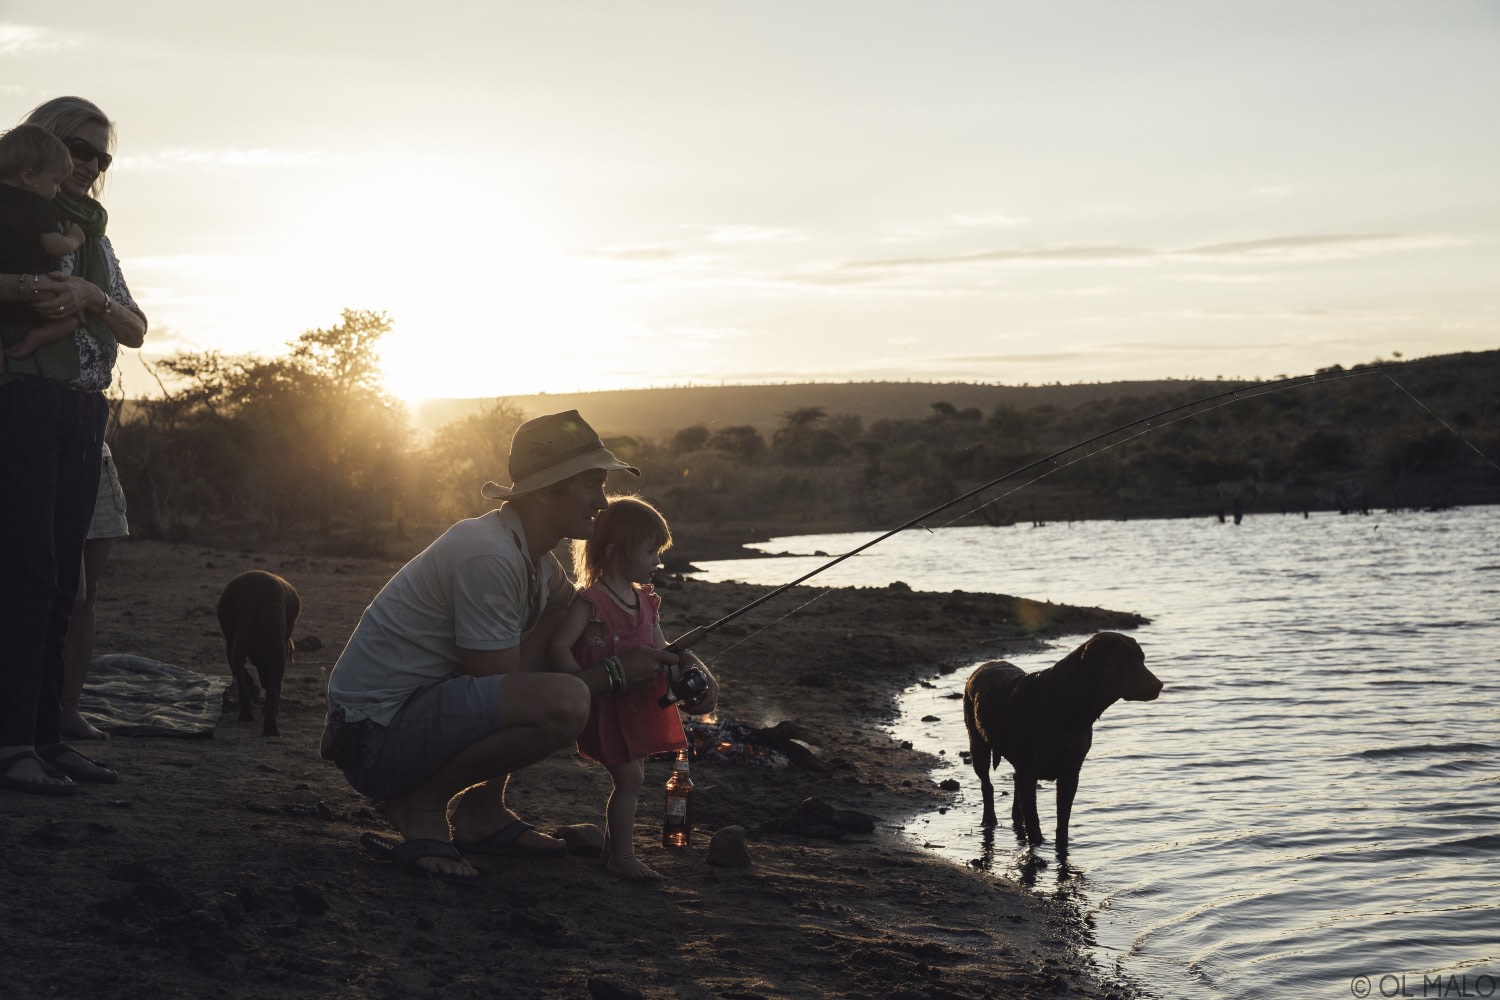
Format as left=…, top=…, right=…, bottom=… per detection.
left=62, top=705, right=110, bottom=741
left=605, top=854, right=663, bottom=880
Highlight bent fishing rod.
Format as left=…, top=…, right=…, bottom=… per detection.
left=662, top=361, right=1427, bottom=671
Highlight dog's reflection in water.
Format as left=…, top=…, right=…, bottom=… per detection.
left=968, top=803, right=1086, bottom=889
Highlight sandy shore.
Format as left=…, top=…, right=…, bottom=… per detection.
left=1, top=536, right=1145, bottom=1000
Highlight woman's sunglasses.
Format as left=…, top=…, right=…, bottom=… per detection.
left=63, top=136, right=112, bottom=172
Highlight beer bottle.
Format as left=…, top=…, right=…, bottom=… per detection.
left=662, top=748, right=693, bottom=848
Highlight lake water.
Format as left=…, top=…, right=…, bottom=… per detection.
left=691, top=506, right=1500, bottom=1000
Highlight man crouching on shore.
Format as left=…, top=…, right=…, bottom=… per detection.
left=322, top=411, right=717, bottom=882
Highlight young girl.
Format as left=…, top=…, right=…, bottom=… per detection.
left=551, top=495, right=687, bottom=880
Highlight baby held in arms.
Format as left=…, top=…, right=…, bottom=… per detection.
left=0, top=124, right=89, bottom=362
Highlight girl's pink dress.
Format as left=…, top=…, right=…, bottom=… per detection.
left=572, top=584, right=686, bottom=767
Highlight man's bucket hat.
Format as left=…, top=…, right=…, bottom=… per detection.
left=481, top=410, right=639, bottom=501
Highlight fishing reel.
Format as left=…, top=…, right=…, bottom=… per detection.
left=658, top=632, right=712, bottom=709
left=659, top=660, right=710, bottom=709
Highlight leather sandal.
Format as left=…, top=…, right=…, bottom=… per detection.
left=0, top=748, right=78, bottom=796
left=37, top=742, right=119, bottom=784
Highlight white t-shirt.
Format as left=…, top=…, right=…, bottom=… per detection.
left=326, top=506, right=572, bottom=724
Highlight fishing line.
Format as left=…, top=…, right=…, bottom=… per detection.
left=699, top=588, right=835, bottom=663
left=1382, top=372, right=1500, bottom=473
left=672, top=359, right=1483, bottom=656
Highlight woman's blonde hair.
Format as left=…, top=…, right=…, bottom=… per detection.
left=23, top=96, right=114, bottom=197
left=573, top=495, right=672, bottom=589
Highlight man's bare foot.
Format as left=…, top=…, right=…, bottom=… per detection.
left=449, top=788, right=566, bottom=855
left=61, top=705, right=110, bottom=741
left=605, top=855, right=663, bottom=880
left=380, top=795, right=476, bottom=880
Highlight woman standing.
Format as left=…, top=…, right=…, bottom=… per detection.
left=0, top=97, right=146, bottom=794
left=60, top=442, right=130, bottom=741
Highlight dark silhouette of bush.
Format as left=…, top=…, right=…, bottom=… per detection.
left=672, top=425, right=710, bottom=453
left=708, top=425, right=767, bottom=461
left=1293, top=430, right=1357, bottom=472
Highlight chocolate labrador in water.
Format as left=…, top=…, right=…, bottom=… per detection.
left=217, top=570, right=300, bottom=737
left=963, top=632, right=1161, bottom=853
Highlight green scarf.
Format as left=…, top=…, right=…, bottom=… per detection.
left=3, top=191, right=118, bottom=384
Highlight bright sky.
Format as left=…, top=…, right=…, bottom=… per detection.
left=3, top=1, right=1497, bottom=402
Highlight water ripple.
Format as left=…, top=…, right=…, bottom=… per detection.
left=699, top=505, right=1500, bottom=1000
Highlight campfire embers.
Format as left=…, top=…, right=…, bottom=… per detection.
left=672, top=719, right=830, bottom=773
left=679, top=721, right=786, bottom=767
left=669, top=721, right=872, bottom=842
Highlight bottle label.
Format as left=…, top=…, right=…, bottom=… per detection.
left=666, top=799, right=687, bottom=821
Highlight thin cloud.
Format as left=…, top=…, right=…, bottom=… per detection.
left=657, top=325, right=749, bottom=346
left=951, top=210, right=1027, bottom=227
left=880, top=228, right=948, bottom=244
left=1168, top=273, right=1271, bottom=284
left=774, top=268, right=966, bottom=296
left=843, top=244, right=1157, bottom=270
left=120, top=148, right=339, bottom=170
left=816, top=232, right=1452, bottom=281
left=700, top=225, right=805, bottom=244
left=780, top=268, right=893, bottom=287
left=925, top=351, right=1096, bottom=366
left=579, top=244, right=687, bottom=262
left=1151, top=305, right=1424, bottom=323
left=1177, top=233, right=1452, bottom=260
left=1151, top=307, right=1337, bottom=321
left=581, top=226, right=803, bottom=271
left=0, top=24, right=72, bottom=55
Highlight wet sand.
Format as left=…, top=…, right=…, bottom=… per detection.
left=1, top=536, right=1145, bottom=999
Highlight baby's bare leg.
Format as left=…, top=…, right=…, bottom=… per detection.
left=7, top=315, right=82, bottom=359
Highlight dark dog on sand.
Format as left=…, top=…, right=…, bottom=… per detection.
left=963, top=632, right=1161, bottom=852
left=216, top=571, right=300, bottom=737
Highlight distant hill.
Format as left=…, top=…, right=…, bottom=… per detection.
left=410, top=378, right=1212, bottom=439
left=105, top=347, right=1496, bottom=549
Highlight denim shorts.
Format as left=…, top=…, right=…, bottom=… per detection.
left=339, top=674, right=508, bottom=802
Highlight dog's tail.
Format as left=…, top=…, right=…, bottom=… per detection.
left=224, top=611, right=252, bottom=670
left=963, top=686, right=1002, bottom=771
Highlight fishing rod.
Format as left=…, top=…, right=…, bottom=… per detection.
left=657, top=359, right=1459, bottom=702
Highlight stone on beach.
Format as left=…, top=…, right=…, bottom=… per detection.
left=706, top=825, right=752, bottom=867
